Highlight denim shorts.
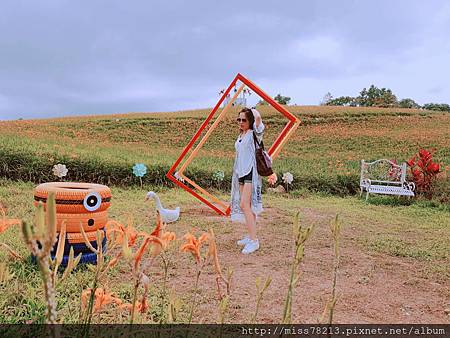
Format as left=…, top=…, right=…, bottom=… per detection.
left=238, top=169, right=252, bottom=185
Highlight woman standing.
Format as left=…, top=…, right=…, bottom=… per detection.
left=230, top=107, right=264, bottom=254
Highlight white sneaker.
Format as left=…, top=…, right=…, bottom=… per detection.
left=237, top=236, right=251, bottom=246
left=242, top=239, right=259, bottom=254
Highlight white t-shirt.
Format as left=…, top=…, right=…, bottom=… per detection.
left=234, top=122, right=265, bottom=178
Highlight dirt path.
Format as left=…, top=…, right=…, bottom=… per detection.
left=165, top=204, right=449, bottom=324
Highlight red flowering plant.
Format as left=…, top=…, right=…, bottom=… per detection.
left=407, top=149, right=441, bottom=198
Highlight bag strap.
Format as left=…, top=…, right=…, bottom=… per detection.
left=253, top=131, right=265, bottom=150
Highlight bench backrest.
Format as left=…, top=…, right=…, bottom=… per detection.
left=360, top=159, right=407, bottom=186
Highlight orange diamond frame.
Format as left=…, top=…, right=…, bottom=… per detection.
left=166, top=73, right=300, bottom=216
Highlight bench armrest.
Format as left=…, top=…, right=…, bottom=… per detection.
left=403, top=181, right=415, bottom=191
left=361, top=178, right=371, bottom=187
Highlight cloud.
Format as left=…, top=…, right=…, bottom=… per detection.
left=0, top=0, right=449, bottom=119
left=292, top=36, right=342, bottom=62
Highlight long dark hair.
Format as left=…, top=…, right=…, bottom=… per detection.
left=238, top=108, right=254, bottom=130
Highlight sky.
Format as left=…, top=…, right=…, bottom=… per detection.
left=1, top=0, right=449, bottom=120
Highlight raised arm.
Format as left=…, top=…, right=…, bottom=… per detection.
left=252, top=108, right=262, bottom=129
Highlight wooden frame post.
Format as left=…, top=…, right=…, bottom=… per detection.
left=166, top=73, right=301, bottom=216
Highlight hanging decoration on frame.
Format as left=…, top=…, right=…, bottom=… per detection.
left=166, top=73, right=301, bottom=216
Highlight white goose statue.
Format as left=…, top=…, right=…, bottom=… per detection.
left=145, top=191, right=180, bottom=223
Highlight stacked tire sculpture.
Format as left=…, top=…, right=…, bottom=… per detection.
left=33, top=182, right=111, bottom=265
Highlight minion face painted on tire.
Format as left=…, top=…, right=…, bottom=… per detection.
left=33, top=182, right=111, bottom=235
left=33, top=182, right=111, bottom=265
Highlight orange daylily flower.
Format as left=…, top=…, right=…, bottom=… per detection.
left=161, top=232, right=176, bottom=242
left=152, top=211, right=176, bottom=250
left=133, top=235, right=164, bottom=270
left=0, top=207, right=21, bottom=233
left=161, top=231, right=176, bottom=250
left=120, top=273, right=150, bottom=314
left=105, top=219, right=146, bottom=247
left=120, top=298, right=149, bottom=314
left=207, top=229, right=222, bottom=275
left=180, top=232, right=210, bottom=263
left=106, top=254, right=121, bottom=270
left=150, top=212, right=162, bottom=238
left=81, top=288, right=123, bottom=313
left=207, top=228, right=230, bottom=300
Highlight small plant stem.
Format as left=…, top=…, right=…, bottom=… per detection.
left=38, top=257, right=57, bottom=325
left=82, top=280, right=97, bottom=338
left=329, top=217, right=341, bottom=324
left=188, top=268, right=202, bottom=324
left=252, top=295, right=262, bottom=323
left=159, top=254, right=169, bottom=325
left=0, top=242, right=22, bottom=260
left=184, top=267, right=202, bottom=338
left=130, top=275, right=140, bottom=324
left=282, top=250, right=297, bottom=323
left=329, top=262, right=338, bottom=324
left=162, top=254, right=169, bottom=290
left=83, top=261, right=101, bottom=338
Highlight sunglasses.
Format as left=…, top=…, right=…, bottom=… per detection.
left=236, top=118, right=247, bottom=123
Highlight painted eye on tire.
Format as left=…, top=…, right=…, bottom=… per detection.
left=83, top=192, right=102, bottom=212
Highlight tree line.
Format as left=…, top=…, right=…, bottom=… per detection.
left=320, top=85, right=450, bottom=112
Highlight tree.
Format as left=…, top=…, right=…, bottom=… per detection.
left=398, top=98, right=421, bottom=109
left=326, top=96, right=357, bottom=106
left=256, top=100, right=268, bottom=106
left=274, top=94, right=291, bottom=105
left=357, top=85, right=398, bottom=107
left=422, top=103, right=450, bottom=112
left=377, top=88, right=398, bottom=107
left=320, top=92, right=333, bottom=106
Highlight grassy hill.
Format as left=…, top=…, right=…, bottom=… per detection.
left=1, top=105, right=449, bottom=199
left=0, top=106, right=449, bottom=324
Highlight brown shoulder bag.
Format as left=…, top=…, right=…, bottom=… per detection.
left=253, top=132, right=273, bottom=176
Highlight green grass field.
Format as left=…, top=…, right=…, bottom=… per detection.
left=0, top=106, right=449, bottom=324
left=1, top=105, right=449, bottom=198
left=0, top=179, right=448, bottom=323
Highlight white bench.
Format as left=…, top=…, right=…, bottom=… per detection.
left=360, top=159, right=415, bottom=200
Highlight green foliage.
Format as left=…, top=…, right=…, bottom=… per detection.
left=422, top=103, right=450, bottom=112
left=366, top=196, right=413, bottom=207
left=368, top=236, right=446, bottom=260
left=0, top=144, right=365, bottom=195
left=0, top=147, right=174, bottom=187
left=274, top=94, right=291, bottom=105
left=326, top=96, right=357, bottom=106
left=398, top=98, right=421, bottom=109
left=358, top=85, right=398, bottom=107
left=325, top=86, right=436, bottom=110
